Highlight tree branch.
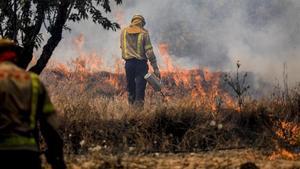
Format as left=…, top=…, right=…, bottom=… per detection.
left=19, top=0, right=48, bottom=69
left=29, top=0, right=71, bottom=74
left=3, top=1, right=16, bottom=39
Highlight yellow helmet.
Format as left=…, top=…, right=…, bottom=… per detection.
left=131, top=14, right=146, bottom=26
left=0, top=38, right=23, bottom=54
left=0, top=38, right=23, bottom=62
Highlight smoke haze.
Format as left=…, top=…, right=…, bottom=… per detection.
left=50, top=0, right=300, bottom=84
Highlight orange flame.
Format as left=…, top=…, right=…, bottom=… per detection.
left=269, top=149, right=298, bottom=160
left=275, top=121, right=300, bottom=145
left=48, top=37, right=237, bottom=110
left=157, top=42, right=236, bottom=110
left=44, top=37, right=300, bottom=160
left=159, top=43, right=176, bottom=72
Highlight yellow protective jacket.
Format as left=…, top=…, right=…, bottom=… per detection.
left=120, top=25, right=158, bottom=70
left=0, top=61, right=56, bottom=151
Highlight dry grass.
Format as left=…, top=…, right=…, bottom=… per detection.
left=63, top=149, right=300, bottom=169
left=40, top=69, right=300, bottom=157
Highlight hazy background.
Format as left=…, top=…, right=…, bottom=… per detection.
left=45, top=0, right=300, bottom=85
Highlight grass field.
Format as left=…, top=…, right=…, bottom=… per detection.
left=41, top=65, right=300, bottom=168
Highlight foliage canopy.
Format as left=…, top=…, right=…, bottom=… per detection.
left=0, top=0, right=122, bottom=74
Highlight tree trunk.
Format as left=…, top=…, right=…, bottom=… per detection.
left=18, top=1, right=47, bottom=69
left=29, top=1, right=71, bottom=74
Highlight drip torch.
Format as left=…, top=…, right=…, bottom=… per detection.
left=144, top=73, right=165, bottom=97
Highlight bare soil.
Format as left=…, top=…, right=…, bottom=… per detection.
left=66, top=149, right=300, bottom=169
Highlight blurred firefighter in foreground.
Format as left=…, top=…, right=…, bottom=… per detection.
left=121, top=14, right=161, bottom=105
left=0, top=39, right=66, bottom=169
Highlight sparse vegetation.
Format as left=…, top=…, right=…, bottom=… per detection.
left=224, top=60, right=250, bottom=110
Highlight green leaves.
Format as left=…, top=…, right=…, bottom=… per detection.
left=69, top=0, right=121, bottom=30
left=0, top=0, right=122, bottom=72
left=89, top=5, right=120, bottom=30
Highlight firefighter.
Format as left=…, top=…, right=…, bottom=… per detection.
left=0, top=38, right=66, bottom=169
left=120, top=14, right=161, bottom=105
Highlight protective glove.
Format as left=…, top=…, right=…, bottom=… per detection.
left=154, top=68, right=161, bottom=79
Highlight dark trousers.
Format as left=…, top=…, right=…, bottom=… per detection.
left=0, top=150, right=41, bottom=169
left=125, top=59, right=148, bottom=105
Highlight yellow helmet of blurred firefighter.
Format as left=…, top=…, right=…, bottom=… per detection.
left=0, top=38, right=23, bottom=62
left=131, top=14, right=146, bottom=27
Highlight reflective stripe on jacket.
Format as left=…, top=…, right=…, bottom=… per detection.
left=120, top=27, right=153, bottom=60
left=0, top=62, right=55, bottom=151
